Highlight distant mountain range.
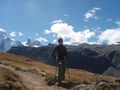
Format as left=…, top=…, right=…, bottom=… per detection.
left=8, top=44, right=120, bottom=78
left=1, top=29, right=120, bottom=78
left=0, top=30, right=41, bottom=52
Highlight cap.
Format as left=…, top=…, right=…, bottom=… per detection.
left=58, top=38, right=63, bottom=43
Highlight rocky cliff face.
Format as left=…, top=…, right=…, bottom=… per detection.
left=103, top=51, right=120, bottom=77
left=8, top=45, right=120, bottom=78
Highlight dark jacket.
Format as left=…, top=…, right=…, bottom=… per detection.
left=52, top=45, right=68, bottom=60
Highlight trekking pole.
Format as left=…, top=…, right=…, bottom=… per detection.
left=54, top=57, right=58, bottom=83
left=66, top=60, right=71, bottom=82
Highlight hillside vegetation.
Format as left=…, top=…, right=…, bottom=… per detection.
left=0, top=67, right=27, bottom=90
left=0, top=52, right=120, bottom=90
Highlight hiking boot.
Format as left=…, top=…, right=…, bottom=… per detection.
left=54, top=81, right=61, bottom=86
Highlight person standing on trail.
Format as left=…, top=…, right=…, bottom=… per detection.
left=52, top=38, right=68, bottom=83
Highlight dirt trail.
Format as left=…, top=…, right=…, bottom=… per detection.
left=0, top=64, right=67, bottom=90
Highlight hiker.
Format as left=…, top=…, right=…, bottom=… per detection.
left=52, top=38, right=68, bottom=83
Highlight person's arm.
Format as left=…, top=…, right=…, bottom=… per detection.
left=63, top=47, right=68, bottom=60
left=52, top=46, right=57, bottom=59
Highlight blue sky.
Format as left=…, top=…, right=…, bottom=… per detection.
left=0, top=0, right=120, bottom=45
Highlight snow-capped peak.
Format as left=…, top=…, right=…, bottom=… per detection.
left=0, top=28, right=41, bottom=52
left=22, top=39, right=41, bottom=47
left=11, top=39, right=24, bottom=47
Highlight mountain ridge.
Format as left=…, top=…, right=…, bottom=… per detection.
left=8, top=44, right=120, bottom=78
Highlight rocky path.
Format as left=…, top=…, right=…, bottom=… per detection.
left=0, top=64, right=67, bottom=90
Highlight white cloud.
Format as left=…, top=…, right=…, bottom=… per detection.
left=50, top=23, right=73, bottom=39
left=84, top=7, right=101, bottom=21
left=10, top=32, right=24, bottom=37
left=98, top=28, right=120, bottom=44
left=106, top=19, right=112, bottom=22
left=84, top=12, right=95, bottom=19
left=36, top=37, right=48, bottom=42
left=44, top=30, right=51, bottom=34
left=64, top=14, right=68, bottom=17
left=10, top=32, right=16, bottom=37
left=51, top=20, right=63, bottom=24
left=48, top=22, right=95, bottom=44
left=70, top=29, right=95, bottom=43
left=52, top=39, right=57, bottom=43
left=18, top=32, right=24, bottom=36
left=92, top=7, right=101, bottom=11
left=64, top=41, right=73, bottom=45
left=88, top=41, right=100, bottom=45
left=0, top=28, right=6, bottom=33
left=115, top=21, right=120, bottom=26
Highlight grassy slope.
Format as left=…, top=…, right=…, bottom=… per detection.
left=0, top=52, right=117, bottom=84
left=0, top=66, right=27, bottom=90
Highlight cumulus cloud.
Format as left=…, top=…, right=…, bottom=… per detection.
left=115, top=21, right=120, bottom=26
left=50, top=23, right=73, bottom=39
left=36, top=37, right=48, bottom=42
left=84, top=7, right=101, bottom=21
left=64, top=41, right=73, bottom=45
left=98, top=28, right=120, bottom=44
left=18, top=32, right=24, bottom=36
left=10, top=32, right=24, bottom=37
left=10, top=32, right=16, bottom=37
left=52, top=39, right=57, bottom=43
left=0, top=28, right=6, bottom=33
left=47, top=21, right=95, bottom=44
left=85, top=13, right=94, bottom=19
left=44, top=30, right=51, bottom=34
left=51, top=20, right=63, bottom=24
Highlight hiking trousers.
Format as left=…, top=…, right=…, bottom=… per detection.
left=58, top=60, right=66, bottom=82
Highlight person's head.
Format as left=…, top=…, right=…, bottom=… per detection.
left=58, top=38, right=63, bottom=45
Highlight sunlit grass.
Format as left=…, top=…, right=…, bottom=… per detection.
left=0, top=52, right=119, bottom=89
left=0, top=67, right=27, bottom=90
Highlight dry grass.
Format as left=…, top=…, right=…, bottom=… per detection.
left=0, top=66, right=27, bottom=90
left=0, top=52, right=118, bottom=88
